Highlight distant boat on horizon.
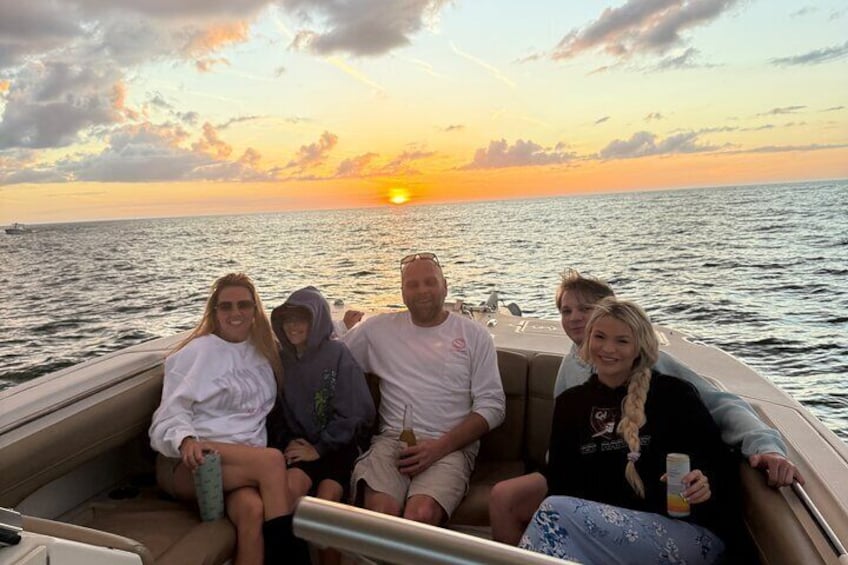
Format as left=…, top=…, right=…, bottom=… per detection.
left=5, top=223, right=32, bottom=234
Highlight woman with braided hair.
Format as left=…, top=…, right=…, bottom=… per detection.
left=519, top=297, right=742, bottom=564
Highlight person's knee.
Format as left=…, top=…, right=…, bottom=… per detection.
left=363, top=488, right=402, bottom=516
left=258, top=448, right=287, bottom=476
left=316, top=480, right=344, bottom=502
left=403, top=498, right=444, bottom=525
left=288, top=468, right=313, bottom=498
left=228, top=490, right=264, bottom=529
left=497, top=474, right=546, bottom=509
left=489, top=480, right=515, bottom=511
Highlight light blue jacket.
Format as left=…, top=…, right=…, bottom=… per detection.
left=554, top=345, right=787, bottom=457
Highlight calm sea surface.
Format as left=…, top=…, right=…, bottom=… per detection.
left=2, top=181, right=846, bottom=441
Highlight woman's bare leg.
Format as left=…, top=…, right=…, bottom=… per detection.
left=489, top=473, right=548, bottom=545
left=172, top=443, right=293, bottom=519
left=226, top=487, right=264, bottom=565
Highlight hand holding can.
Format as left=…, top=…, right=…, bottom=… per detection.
left=666, top=453, right=691, bottom=518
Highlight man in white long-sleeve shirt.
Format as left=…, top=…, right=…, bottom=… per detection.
left=341, top=252, right=506, bottom=526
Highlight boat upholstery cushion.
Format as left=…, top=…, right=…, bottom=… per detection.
left=738, top=459, right=832, bottom=564
left=524, top=354, right=560, bottom=470
left=0, top=367, right=163, bottom=508
left=80, top=497, right=235, bottom=565
left=2, top=361, right=236, bottom=565
left=23, top=515, right=156, bottom=565
left=478, top=350, right=528, bottom=463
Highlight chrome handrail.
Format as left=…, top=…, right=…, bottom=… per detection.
left=293, top=497, right=573, bottom=565
left=791, top=482, right=847, bottom=558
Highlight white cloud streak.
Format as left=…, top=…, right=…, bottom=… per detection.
left=450, top=41, right=516, bottom=88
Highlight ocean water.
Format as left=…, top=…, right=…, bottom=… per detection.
left=2, top=180, right=846, bottom=441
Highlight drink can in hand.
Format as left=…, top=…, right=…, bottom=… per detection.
left=666, top=453, right=691, bottom=518
left=194, top=450, right=225, bottom=521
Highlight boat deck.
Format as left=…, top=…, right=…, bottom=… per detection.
left=1, top=309, right=846, bottom=564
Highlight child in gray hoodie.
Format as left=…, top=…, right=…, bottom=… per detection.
left=268, top=286, right=375, bottom=507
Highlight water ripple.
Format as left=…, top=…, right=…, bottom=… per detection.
left=1, top=180, right=846, bottom=441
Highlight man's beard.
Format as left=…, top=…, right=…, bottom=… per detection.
left=408, top=299, right=442, bottom=324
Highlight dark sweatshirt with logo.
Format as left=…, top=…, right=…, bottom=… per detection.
left=267, top=286, right=375, bottom=456
left=544, top=371, right=742, bottom=544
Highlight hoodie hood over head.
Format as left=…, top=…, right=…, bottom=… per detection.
left=272, top=286, right=333, bottom=356
left=267, top=286, right=375, bottom=456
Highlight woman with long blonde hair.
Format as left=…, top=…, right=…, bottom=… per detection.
left=150, top=273, right=308, bottom=565
left=519, top=297, right=742, bottom=564
left=173, top=273, right=283, bottom=382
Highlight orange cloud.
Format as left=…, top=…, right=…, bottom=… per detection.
left=184, top=21, right=250, bottom=59
left=0, top=80, right=10, bottom=93
left=286, top=131, right=338, bottom=170
left=196, top=58, right=229, bottom=72
left=192, top=122, right=232, bottom=159
left=238, top=147, right=262, bottom=168
left=336, top=152, right=378, bottom=177
left=111, top=81, right=139, bottom=120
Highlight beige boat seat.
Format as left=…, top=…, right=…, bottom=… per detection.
left=22, top=515, right=155, bottom=564
left=80, top=497, right=235, bottom=565
left=1, top=357, right=236, bottom=565
left=23, top=500, right=235, bottom=565
left=8, top=340, right=839, bottom=564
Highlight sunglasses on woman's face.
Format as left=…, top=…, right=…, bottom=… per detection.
left=215, top=300, right=255, bottom=312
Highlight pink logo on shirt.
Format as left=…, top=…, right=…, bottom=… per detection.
left=452, top=338, right=467, bottom=352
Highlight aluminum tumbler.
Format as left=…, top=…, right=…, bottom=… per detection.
left=194, top=450, right=225, bottom=521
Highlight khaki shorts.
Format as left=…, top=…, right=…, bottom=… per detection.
left=351, top=432, right=475, bottom=518
left=155, top=454, right=183, bottom=498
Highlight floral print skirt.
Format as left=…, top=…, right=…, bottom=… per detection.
left=518, top=496, right=725, bottom=564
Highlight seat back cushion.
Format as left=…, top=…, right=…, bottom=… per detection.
left=479, top=350, right=528, bottom=463
left=525, top=353, right=561, bottom=469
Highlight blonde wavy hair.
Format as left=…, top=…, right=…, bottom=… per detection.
left=173, top=273, right=283, bottom=387
left=579, top=297, right=659, bottom=498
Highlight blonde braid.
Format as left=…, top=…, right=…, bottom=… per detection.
left=583, top=297, right=660, bottom=500
left=617, top=366, right=652, bottom=498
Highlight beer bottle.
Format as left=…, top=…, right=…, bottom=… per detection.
left=399, top=403, right=417, bottom=446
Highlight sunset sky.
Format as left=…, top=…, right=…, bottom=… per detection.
left=1, top=0, right=846, bottom=224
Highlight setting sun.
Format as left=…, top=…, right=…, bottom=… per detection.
left=388, top=188, right=410, bottom=205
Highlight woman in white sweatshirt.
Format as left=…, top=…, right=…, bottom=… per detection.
left=149, top=272, right=308, bottom=565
